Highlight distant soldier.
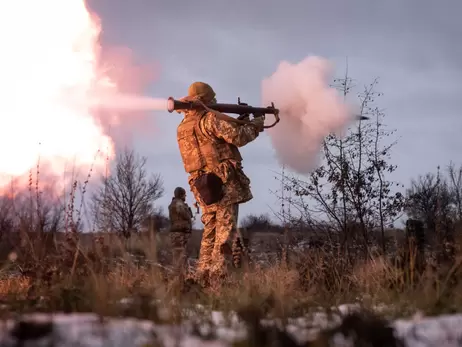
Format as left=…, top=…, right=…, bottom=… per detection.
left=175, top=82, right=263, bottom=283
left=168, top=187, right=194, bottom=273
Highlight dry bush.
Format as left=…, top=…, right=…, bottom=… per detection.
left=0, top=225, right=196, bottom=313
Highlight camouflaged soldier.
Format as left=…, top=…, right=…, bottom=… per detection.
left=176, top=82, right=263, bottom=281
left=168, top=187, right=193, bottom=271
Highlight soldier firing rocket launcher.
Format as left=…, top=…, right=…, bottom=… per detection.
left=167, top=96, right=281, bottom=129
left=167, top=96, right=369, bottom=127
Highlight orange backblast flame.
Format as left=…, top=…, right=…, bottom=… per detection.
left=0, top=0, right=117, bottom=192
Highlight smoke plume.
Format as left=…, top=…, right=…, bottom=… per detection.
left=90, top=46, right=166, bottom=141
left=262, top=57, right=355, bottom=175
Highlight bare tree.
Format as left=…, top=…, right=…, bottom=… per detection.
left=0, top=182, right=66, bottom=234
left=406, top=172, right=437, bottom=232
left=447, top=161, right=462, bottom=221
left=366, top=101, right=404, bottom=252
left=91, top=148, right=164, bottom=238
left=406, top=168, right=455, bottom=237
left=276, top=72, right=404, bottom=256
left=240, top=213, right=277, bottom=232
left=141, top=207, right=170, bottom=232
left=0, top=197, right=15, bottom=236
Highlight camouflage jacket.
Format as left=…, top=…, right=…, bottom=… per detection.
left=168, top=197, right=193, bottom=233
left=182, top=110, right=260, bottom=211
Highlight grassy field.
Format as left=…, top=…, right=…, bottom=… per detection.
left=0, top=228, right=460, bottom=323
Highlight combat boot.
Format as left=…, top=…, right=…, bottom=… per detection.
left=232, top=237, right=250, bottom=269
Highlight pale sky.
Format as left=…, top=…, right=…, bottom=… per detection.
left=88, top=0, right=462, bottom=224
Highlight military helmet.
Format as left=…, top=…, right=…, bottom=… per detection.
left=174, top=187, right=186, bottom=199
left=186, top=82, right=216, bottom=103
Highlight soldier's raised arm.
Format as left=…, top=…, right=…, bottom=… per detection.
left=200, top=113, right=264, bottom=147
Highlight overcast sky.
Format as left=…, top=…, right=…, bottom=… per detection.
left=88, top=0, right=462, bottom=224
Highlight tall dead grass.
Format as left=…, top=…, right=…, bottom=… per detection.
left=0, top=226, right=460, bottom=323
left=0, top=160, right=461, bottom=324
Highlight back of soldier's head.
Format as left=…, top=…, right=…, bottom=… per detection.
left=174, top=187, right=186, bottom=199
left=188, top=82, right=216, bottom=103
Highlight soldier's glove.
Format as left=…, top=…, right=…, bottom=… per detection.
left=237, top=113, right=250, bottom=121
left=251, top=117, right=264, bottom=132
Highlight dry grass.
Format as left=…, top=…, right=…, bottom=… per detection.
left=0, top=228, right=458, bottom=347
left=0, top=228, right=459, bottom=323
left=0, top=277, right=30, bottom=297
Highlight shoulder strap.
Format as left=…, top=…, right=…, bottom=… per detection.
left=191, top=112, right=208, bottom=170
left=196, top=100, right=255, bottom=126
left=194, top=111, right=216, bottom=142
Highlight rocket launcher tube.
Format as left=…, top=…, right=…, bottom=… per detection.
left=167, top=97, right=281, bottom=129
left=167, top=97, right=368, bottom=126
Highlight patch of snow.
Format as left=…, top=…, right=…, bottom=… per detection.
left=393, top=314, right=462, bottom=347
left=3, top=310, right=462, bottom=346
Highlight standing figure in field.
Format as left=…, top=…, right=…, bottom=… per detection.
left=168, top=187, right=194, bottom=274
left=176, top=82, right=263, bottom=282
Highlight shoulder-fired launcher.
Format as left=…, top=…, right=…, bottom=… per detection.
left=167, top=96, right=281, bottom=128
left=167, top=96, right=369, bottom=127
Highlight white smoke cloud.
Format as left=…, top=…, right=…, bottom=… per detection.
left=261, top=56, right=355, bottom=175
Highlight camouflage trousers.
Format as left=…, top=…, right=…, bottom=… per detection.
left=170, top=232, right=191, bottom=273
left=232, top=233, right=250, bottom=269
left=196, top=203, right=249, bottom=278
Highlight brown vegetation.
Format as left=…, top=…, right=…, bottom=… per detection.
left=0, top=222, right=461, bottom=317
